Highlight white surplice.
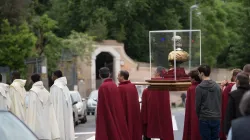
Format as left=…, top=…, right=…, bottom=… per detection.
left=26, top=81, right=60, bottom=140
left=0, top=83, right=10, bottom=93
left=9, top=79, right=26, bottom=121
left=50, top=77, right=75, bottom=140
left=0, top=83, right=11, bottom=110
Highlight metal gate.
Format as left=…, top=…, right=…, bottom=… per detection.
left=60, top=49, right=77, bottom=90
left=24, top=57, right=43, bottom=73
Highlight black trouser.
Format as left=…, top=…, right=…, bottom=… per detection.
left=143, top=136, right=150, bottom=140
left=143, top=136, right=163, bottom=140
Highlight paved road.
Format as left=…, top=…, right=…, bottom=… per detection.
left=74, top=108, right=185, bottom=140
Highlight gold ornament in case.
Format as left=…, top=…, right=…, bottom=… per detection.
left=168, top=36, right=189, bottom=67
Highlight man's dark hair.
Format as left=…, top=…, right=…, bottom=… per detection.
left=243, top=64, right=250, bottom=73
left=0, top=74, right=2, bottom=82
left=53, top=70, right=63, bottom=78
left=236, top=72, right=249, bottom=86
left=12, top=71, right=21, bottom=79
left=156, top=66, right=166, bottom=77
left=31, top=73, right=41, bottom=83
left=240, top=91, right=250, bottom=116
left=99, top=67, right=110, bottom=79
left=188, top=70, right=201, bottom=82
left=120, top=70, right=129, bottom=80
left=197, top=65, right=211, bottom=77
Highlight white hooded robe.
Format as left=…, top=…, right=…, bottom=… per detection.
left=50, top=77, right=75, bottom=140
left=0, top=83, right=10, bottom=94
left=26, top=81, right=60, bottom=140
left=9, top=79, right=26, bottom=121
left=0, top=83, right=11, bottom=110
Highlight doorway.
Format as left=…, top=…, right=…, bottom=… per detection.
left=95, top=52, right=114, bottom=89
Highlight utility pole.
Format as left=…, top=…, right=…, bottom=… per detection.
left=189, top=4, right=198, bottom=70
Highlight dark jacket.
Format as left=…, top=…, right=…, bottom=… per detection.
left=232, top=116, right=250, bottom=140
left=195, top=80, right=221, bottom=120
left=224, top=85, right=250, bottom=134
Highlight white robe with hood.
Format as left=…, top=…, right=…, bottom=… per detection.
left=26, top=81, right=60, bottom=140
left=0, top=83, right=11, bottom=110
left=9, top=79, right=26, bottom=121
left=50, top=77, right=75, bottom=140
left=0, top=83, right=10, bottom=93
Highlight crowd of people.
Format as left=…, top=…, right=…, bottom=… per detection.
left=0, top=70, right=75, bottom=140
left=96, top=64, right=250, bottom=140
left=1, top=64, right=250, bottom=140
left=183, top=64, right=250, bottom=140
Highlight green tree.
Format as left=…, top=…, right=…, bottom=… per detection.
left=31, top=14, right=57, bottom=56
left=32, top=0, right=51, bottom=15
left=86, top=19, right=108, bottom=41
left=115, top=0, right=183, bottom=62
left=216, top=2, right=245, bottom=68
left=224, top=0, right=250, bottom=68
left=198, top=0, right=230, bottom=66
left=47, top=0, right=189, bottom=62
left=43, top=32, right=63, bottom=74
left=62, top=31, right=94, bottom=61
left=30, top=14, right=64, bottom=74
left=0, top=20, right=37, bottom=70
left=0, top=0, right=32, bottom=25
left=48, top=0, right=71, bottom=37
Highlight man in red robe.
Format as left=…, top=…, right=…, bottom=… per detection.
left=220, top=69, right=241, bottom=140
left=141, top=66, right=174, bottom=140
left=183, top=70, right=201, bottom=140
left=117, top=70, right=142, bottom=140
left=95, top=67, right=130, bottom=140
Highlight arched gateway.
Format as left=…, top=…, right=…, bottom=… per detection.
left=91, top=46, right=121, bottom=89
left=77, top=40, right=139, bottom=96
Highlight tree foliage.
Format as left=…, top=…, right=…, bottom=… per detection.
left=0, top=20, right=36, bottom=70
left=0, top=0, right=94, bottom=73
left=1, top=0, right=250, bottom=71
left=199, top=0, right=230, bottom=66
left=0, top=0, right=31, bottom=25
left=188, top=0, right=246, bottom=67
left=62, top=31, right=94, bottom=61
left=32, top=14, right=57, bottom=56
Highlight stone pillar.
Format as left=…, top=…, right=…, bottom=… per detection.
left=114, top=58, right=121, bottom=85
left=41, top=57, right=49, bottom=89
left=91, top=58, right=96, bottom=90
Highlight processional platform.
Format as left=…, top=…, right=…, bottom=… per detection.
left=134, top=80, right=191, bottom=91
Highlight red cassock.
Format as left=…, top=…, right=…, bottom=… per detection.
left=95, top=78, right=130, bottom=140
left=141, top=87, right=174, bottom=140
left=118, top=80, right=142, bottom=140
left=219, top=83, right=234, bottom=140
left=182, top=81, right=201, bottom=140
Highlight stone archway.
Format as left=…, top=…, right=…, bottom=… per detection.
left=91, top=46, right=121, bottom=90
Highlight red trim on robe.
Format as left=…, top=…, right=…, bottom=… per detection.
left=141, top=87, right=174, bottom=140
left=183, top=81, right=201, bottom=140
left=95, top=78, right=130, bottom=140
left=118, top=80, right=142, bottom=140
left=220, top=83, right=234, bottom=140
